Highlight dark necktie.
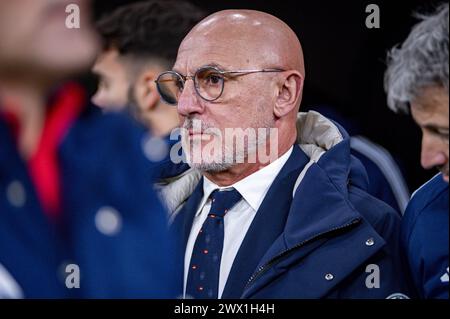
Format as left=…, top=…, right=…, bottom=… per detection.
left=186, top=188, right=242, bottom=299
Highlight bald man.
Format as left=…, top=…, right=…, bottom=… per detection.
left=158, top=10, right=413, bottom=299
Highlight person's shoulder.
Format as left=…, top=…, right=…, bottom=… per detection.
left=68, top=104, right=151, bottom=157
left=348, top=183, right=401, bottom=228
left=403, top=174, right=448, bottom=227
left=402, top=174, right=449, bottom=299
left=409, top=174, right=449, bottom=209
left=76, top=104, right=146, bottom=137
left=350, top=136, right=410, bottom=212
left=402, top=174, right=449, bottom=241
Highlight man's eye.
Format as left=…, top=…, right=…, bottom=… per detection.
left=209, top=75, right=222, bottom=84
left=204, top=73, right=223, bottom=85
left=428, top=128, right=449, bottom=141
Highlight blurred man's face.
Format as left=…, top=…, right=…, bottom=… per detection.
left=0, top=0, right=98, bottom=77
left=91, top=49, right=130, bottom=111
left=411, top=86, right=449, bottom=182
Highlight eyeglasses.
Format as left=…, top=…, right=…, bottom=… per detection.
left=155, top=66, right=285, bottom=105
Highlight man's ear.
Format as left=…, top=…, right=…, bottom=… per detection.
left=135, top=70, right=160, bottom=111
left=274, top=71, right=304, bottom=118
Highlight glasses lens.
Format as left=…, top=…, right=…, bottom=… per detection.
left=195, top=68, right=225, bottom=101
left=156, top=72, right=184, bottom=105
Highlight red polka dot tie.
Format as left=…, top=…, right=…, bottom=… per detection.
left=186, top=188, right=242, bottom=299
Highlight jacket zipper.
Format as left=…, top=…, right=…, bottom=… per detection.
left=244, top=218, right=361, bottom=291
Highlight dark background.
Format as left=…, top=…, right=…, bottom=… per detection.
left=93, top=0, right=446, bottom=192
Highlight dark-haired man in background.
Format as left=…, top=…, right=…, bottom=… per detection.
left=92, top=0, right=205, bottom=137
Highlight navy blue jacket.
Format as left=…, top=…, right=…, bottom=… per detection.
left=401, top=174, right=449, bottom=299
left=0, top=104, right=177, bottom=298
left=310, top=105, right=410, bottom=213
left=171, top=115, right=413, bottom=299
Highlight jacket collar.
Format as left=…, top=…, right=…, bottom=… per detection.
left=254, top=112, right=374, bottom=258
left=242, top=114, right=386, bottom=298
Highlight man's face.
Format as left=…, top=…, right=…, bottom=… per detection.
left=174, top=32, right=278, bottom=172
left=91, top=49, right=130, bottom=111
left=0, top=0, right=98, bottom=76
left=410, top=86, right=449, bottom=182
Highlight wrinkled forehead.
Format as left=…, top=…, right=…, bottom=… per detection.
left=174, top=39, right=255, bottom=74
left=412, top=86, right=449, bottom=113
left=410, top=87, right=449, bottom=125
left=173, top=16, right=282, bottom=73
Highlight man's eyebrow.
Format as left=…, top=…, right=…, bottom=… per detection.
left=172, top=63, right=228, bottom=74
left=203, top=63, right=227, bottom=70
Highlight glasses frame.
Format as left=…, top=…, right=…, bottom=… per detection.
left=155, top=66, right=285, bottom=105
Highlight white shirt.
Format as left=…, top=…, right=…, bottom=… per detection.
left=183, top=146, right=293, bottom=298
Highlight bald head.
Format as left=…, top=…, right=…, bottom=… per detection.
left=172, top=10, right=305, bottom=177
left=179, top=10, right=305, bottom=77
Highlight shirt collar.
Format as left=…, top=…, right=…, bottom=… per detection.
left=198, top=146, right=294, bottom=216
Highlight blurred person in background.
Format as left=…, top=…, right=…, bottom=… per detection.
left=385, top=3, right=449, bottom=299
left=91, top=0, right=204, bottom=208
left=92, top=0, right=205, bottom=138
left=0, top=0, right=177, bottom=298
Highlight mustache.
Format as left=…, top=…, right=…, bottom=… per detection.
left=182, top=118, right=217, bottom=133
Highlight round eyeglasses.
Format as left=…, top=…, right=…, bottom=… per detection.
left=155, top=66, right=284, bottom=105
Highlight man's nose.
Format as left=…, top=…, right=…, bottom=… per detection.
left=421, top=135, right=447, bottom=170
left=177, top=80, right=204, bottom=117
